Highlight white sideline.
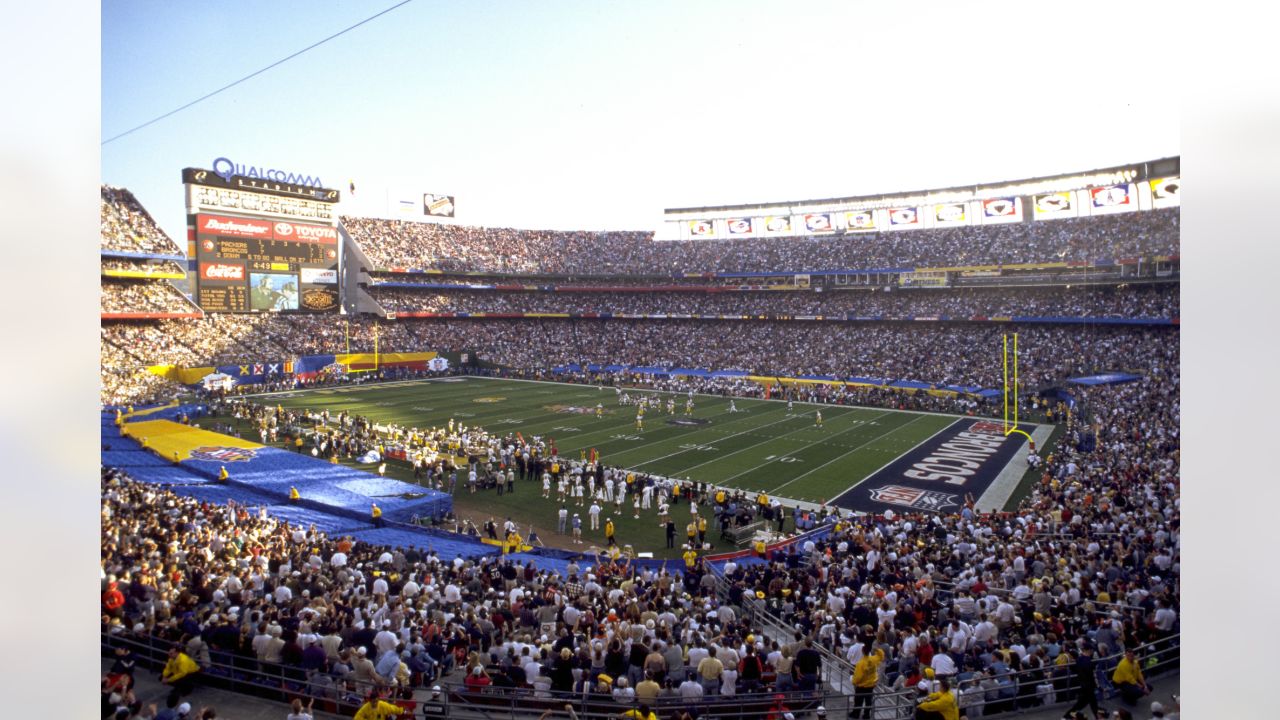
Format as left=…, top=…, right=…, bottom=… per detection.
left=974, top=424, right=1055, bottom=513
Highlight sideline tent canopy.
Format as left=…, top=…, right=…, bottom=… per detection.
left=201, top=372, right=235, bottom=392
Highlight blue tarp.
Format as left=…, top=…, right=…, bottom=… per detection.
left=708, top=370, right=750, bottom=378
left=1067, top=372, right=1143, bottom=386
left=629, top=366, right=670, bottom=375
left=669, top=368, right=709, bottom=377
left=888, top=380, right=934, bottom=390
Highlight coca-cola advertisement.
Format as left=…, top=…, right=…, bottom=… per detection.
left=199, top=261, right=246, bottom=282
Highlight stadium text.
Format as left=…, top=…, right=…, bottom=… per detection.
left=213, top=156, right=325, bottom=188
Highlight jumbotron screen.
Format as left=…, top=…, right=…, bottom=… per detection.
left=191, top=213, right=340, bottom=312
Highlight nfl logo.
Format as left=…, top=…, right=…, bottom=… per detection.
left=189, top=446, right=258, bottom=463
left=969, top=421, right=1006, bottom=435
left=868, top=485, right=960, bottom=512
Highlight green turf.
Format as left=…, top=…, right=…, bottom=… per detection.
left=231, top=377, right=967, bottom=558
left=258, top=377, right=956, bottom=503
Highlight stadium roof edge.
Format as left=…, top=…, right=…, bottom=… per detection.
left=662, top=156, right=1180, bottom=215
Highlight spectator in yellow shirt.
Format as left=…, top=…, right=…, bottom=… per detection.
left=1112, top=648, right=1149, bottom=705
left=353, top=691, right=406, bottom=720
left=850, top=642, right=884, bottom=718
left=161, top=646, right=201, bottom=698
left=620, top=704, right=657, bottom=720
left=915, top=678, right=958, bottom=720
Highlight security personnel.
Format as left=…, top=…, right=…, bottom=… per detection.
left=352, top=691, right=406, bottom=720
left=289, top=486, right=300, bottom=503
left=850, top=642, right=885, bottom=719
left=697, top=515, right=708, bottom=545
left=604, top=518, right=617, bottom=547
left=915, top=677, right=958, bottom=720
left=217, top=466, right=229, bottom=483
left=682, top=547, right=698, bottom=570
left=372, top=503, right=384, bottom=528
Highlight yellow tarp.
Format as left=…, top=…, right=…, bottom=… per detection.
left=121, top=419, right=263, bottom=462
left=145, top=365, right=215, bottom=384
left=338, top=351, right=437, bottom=366
left=102, top=269, right=186, bottom=279
left=121, top=400, right=180, bottom=421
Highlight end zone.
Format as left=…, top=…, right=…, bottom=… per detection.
left=831, top=419, right=1035, bottom=514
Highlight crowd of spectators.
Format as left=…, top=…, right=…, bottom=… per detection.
left=344, top=209, right=1179, bottom=275
left=100, top=335, right=183, bottom=407
left=370, top=284, right=1179, bottom=320
left=376, top=320, right=1176, bottom=390
left=717, top=366, right=1179, bottom=716
left=102, top=280, right=199, bottom=315
left=100, top=363, right=1179, bottom=718
left=101, top=186, right=184, bottom=255
left=100, top=314, right=1177, bottom=409
left=101, top=468, right=814, bottom=715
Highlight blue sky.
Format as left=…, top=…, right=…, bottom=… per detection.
left=102, top=1, right=1179, bottom=240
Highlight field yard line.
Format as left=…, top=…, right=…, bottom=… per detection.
left=824, top=418, right=965, bottom=505
left=645, top=407, right=875, bottom=476
left=560, top=402, right=792, bottom=457
left=619, top=409, right=804, bottom=471
left=766, top=413, right=931, bottom=494
left=716, top=409, right=899, bottom=486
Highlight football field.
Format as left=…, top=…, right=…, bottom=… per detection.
left=253, top=376, right=1027, bottom=507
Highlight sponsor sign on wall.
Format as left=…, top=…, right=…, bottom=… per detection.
left=1149, top=177, right=1180, bottom=208
left=980, top=197, right=1021, bottom=224
left=1034, top=191, right=1077, bottom=219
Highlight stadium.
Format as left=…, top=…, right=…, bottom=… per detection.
left=97, top=7, right=1182, bottom=720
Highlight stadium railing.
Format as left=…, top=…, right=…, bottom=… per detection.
left=101, top=629, right=854, bottom=718
left=708, top=568, right=1179, bottom=719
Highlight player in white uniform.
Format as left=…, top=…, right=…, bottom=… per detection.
left=542, top=473, right=551, bottom=498
left=815, top=410, right=823, bottom=428
left=728, top=399, right=738, bottom=413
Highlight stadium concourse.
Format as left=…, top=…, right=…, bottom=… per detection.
left=101, top=187, right=1179, bottom=719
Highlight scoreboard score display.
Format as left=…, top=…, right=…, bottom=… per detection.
left=183, top=166, right=341, bottom=313
left=192, top=214, right=339, bottom=312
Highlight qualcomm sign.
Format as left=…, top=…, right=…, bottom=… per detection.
left=212, top=157, right=325, bottom=188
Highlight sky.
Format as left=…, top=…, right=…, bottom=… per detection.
left=102, top=0, right=1180, bottom=241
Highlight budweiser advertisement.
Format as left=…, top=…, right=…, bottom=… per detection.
left=198, top=213, right=272, bottom=239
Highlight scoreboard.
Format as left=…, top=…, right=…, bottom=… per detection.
left=191, top=214, right=340, bottom=312
left=184, top=167, right=341, bottom=313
